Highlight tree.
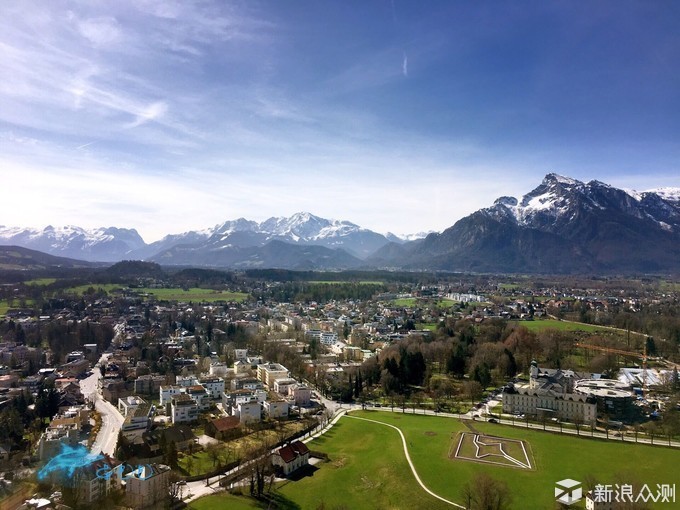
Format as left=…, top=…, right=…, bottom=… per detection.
left=165, top=441, right=178, bottom=469
left=461, top=472, right=512, bottom=510
left=168, top=471, right=185, bottom=504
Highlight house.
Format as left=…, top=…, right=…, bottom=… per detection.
left=159, top=385, right=183, bottom=406
left=130, top=425, right=197, bottom=460
left=134, top=374, right=166, bottom=396
left=257, top=363, right=290, bottom=388
left=293, top=385, right=312, bottom=406
left=236, top=401, right=261, bottom=424
left=170, top=394, right=198, bottom=424
left=185, top=385, right=210, bottom=410
left=125, top=463, right=170, bottom=509
left=122, top=407, right=152, bottom=439
left=68, top=456, right=123, bottom=505
left=205, top=416, right=241, bottom=441
left=272, top=441, right=310, bottom=476
left=265, top=400, right=289, bottom=419
left=199, top=377, right=225, bottom=400
left=585, top=491, right=614, bottom=510
left=273, top=378, right=297, bottom=396
left=231, top=377, right=263, bottom=391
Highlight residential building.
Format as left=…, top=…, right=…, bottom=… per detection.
left=236, top=401, right=261, bottom=424
left=199, top=377, right=225, bottom=400
left=159, top=385, right=182, bottom=406
left=118, top=396, right=152, bottom=439
left=265, top=400, right=289, bottom=419
left=585, top=491, right=614, bottom=510
left=205, top=416, right=241, bottom=441
left=170, top=394, right=198, bottom=424
left=134, top=374, right=166, bottom=396
left=125, top=464, right=170, bottom=509
left=257, top=363, right=290, bottom=388
left=272, top=441, right=310, bottom=476
left=37, top=424, right=80, bottom=461
left=273, top=378, right=297, bottom=396
left=293, top=385, right=312, bottom=406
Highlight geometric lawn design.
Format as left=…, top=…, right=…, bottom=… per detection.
left=451, top=432, right=533, bottom=469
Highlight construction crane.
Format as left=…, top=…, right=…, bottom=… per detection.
left=575, top=342, right=649, bottom=398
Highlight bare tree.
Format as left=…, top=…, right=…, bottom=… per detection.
left=461, top=472, right=512, bottom=510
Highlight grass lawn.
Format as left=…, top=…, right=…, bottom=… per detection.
left=64, top=283, right=126, bottom=295
left=306, top=281, right=384, bottom=285
left=187, top=493, right=264, bottom=509
left=416, top=322, right=439, bottom=332
left=25, top=277, right=58, bottom=286
left=511, top=318, right=608, bottom=333
left=392, top=297, right=418, bottom=307
left=276, top=414, right=452, bottom=510
left=274, top=411, right=680, bottom=509
left=0, top=301, right=9, bottom=317
left=135, top=287, right=249, bottom=303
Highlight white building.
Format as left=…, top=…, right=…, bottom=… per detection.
left=171, top=394, right=199, bottom=424
left=199, top=377, right=225, bottom=399
left=272, top=441, right=310, bottom=476
left=265, top=400, right=289, bottom=419
left=125, top=464, right=170, bottom=509
left=159, top=385, right=183, bottom=405
left=236, top=401, right=261, bottom=424
left=273, top=377, right=298, bottom=396
left=293, top=385, right=312, bottom=406
left=257, top=363, right=290, bottom=388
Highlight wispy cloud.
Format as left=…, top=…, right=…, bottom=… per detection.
left=402, top=52, right=408, bottom=77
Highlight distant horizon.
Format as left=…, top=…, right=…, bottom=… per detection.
left=3, top=173, right=680, bottom=244
left=2, top=2, right=678, bottom=242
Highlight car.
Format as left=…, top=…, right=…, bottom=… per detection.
left=374, top=403, right=382, bottom=407
left=488, top=418, right=498, bottom=423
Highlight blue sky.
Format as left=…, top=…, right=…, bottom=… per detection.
left=1, top=1, right=679, bottom=242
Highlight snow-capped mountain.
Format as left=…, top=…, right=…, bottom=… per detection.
left=0, top=213, right=405, bottom=268
left=370, top=174, right=680, bottom=273
left=0, top=225, right=146, bottom=262
left=149, top=212, right=393, bottom=264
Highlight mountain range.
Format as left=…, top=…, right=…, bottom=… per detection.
left=370, top=173, right=680, bottom=273
left=2, top=174, right=679, bottom=273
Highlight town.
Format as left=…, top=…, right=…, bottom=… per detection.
left=0, top=263, right=678, bottom=509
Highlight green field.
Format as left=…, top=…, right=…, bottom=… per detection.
left=60, top=284, right=249, bottom=303
left=64, top=283, right=125, bottom=295
left=511, top=318, right=609, bottom=333
left=307, top=280, right=384, bottom=285
left=188, top=493, right=264, bottom=510
left=25, top=277, right=58, bottom=286
left=417, top=322, right=439, bottom=332
left=271, top=411, right=680, bottom=509
left=392, top=297, right=418, bottom=307
left=135, top=287, right=249, bottom=302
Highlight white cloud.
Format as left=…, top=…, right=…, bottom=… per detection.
left=402, top=53, right=408, bottom=77
left=77, top=17, right=122, bottom=47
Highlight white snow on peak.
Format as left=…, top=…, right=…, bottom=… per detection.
left=544, top=173, right=581, bottom=186
left=623, top=188, right=644, bottom=201
left=647, top=187, right=680, bottom=202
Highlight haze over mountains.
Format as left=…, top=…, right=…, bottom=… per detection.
left=2, top=175, right=680, bottom=273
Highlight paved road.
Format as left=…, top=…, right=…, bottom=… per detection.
left=79, top=353, right=125, bottom=456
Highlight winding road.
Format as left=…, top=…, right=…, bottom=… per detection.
left=79, top=353, right=125, bottom=456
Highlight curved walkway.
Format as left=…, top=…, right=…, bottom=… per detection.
left=346, top=414, right=465, bottom=509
